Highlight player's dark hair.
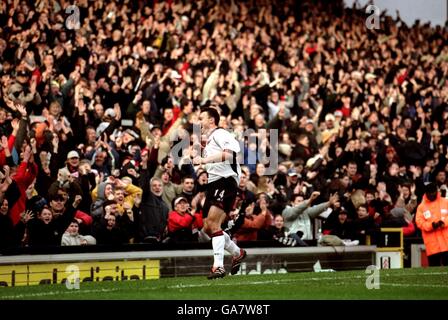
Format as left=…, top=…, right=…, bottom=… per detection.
left=201, top=107, right=220, bottom=126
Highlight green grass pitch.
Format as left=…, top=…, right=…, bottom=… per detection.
left=0, top=267, right=447, bottom=300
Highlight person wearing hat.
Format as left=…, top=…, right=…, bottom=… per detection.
left=323, top=207, right=355, bottom=240
left=415, top=182, right=448, bottom=266
left=321, top=113, right=339, bottom=145
left=286, top=168, right=301, bottom=199
left=334, top=110, right=343, bottom=118
left=66, top=150, right=80, bottom=173
left=7, top=69, right=42, bottom=106
left=430, top=130, right=442, bottom=153
left=167, top=196, right=202, bottom=243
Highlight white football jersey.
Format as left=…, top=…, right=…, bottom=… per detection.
left=203, top=128, right=241, bottom=184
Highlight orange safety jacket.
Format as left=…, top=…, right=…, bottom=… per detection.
left=415, top=193, right=448, bottom=256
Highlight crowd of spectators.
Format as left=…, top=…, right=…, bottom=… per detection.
left=0, top=0, right=447, bottom=251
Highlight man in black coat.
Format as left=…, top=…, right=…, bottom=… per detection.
left=138, top=174, right=169, bottom=243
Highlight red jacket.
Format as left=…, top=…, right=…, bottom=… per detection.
left=168, top=210, right=202, bottom=233
left=10, top=161, right=38, bottom=225
left=0, top=135, right=16, bottom=167
left=402, top=221, right=416, bottom=237
left=234, top=213, right=269, bottom=242
left=75, top=210, right=93, bottom=226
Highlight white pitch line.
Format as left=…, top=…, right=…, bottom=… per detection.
left=381, top=283, right=448, bottom=288
left=1, top=278, right=326, bottom=299
left=1, top=271, right=447, bottom=299
left=0, top=287, right=122, bottom=299
left=1, top=277, right=353, bottom=299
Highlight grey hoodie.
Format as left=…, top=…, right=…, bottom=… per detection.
left=61, top=233, right=96, bottom=246
left=282, top=201, right=330, bottom=240
left=91, top=182, right=109, bottom=218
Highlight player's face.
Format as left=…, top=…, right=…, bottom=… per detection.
left=199, top=112, right=210, bottom=133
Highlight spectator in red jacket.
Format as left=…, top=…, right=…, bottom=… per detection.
left=0, top=123, right=16, bottom=168
left=167, top=196, right=202, bottom=242
left=10, top=145, right=38, bottom=225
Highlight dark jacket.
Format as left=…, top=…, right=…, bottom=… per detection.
left=138, top=192, right=169, bottom=241
left=95, top=223, right=127, bottom=246
left=352, top=216, right=379, bottom=244
left=0, top=214, right=15, bottom=249
left=26, top=206, right=76, bottom=246
left=138, top=169, right=169, bottom=241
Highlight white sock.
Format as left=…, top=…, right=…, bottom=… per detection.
left=212, top=234, right=225, bottom=268
left=223, top=232, right=240, bottom=257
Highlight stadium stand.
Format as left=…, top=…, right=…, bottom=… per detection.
left=0, top=0, right=447, bottom=269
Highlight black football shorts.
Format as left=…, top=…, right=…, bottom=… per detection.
left=202, top=177, right=239, bottom=218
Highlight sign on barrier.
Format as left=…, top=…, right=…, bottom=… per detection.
left=0, top=260, right=159, bottom=287
left=369, top=228, right=404, bottom=269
